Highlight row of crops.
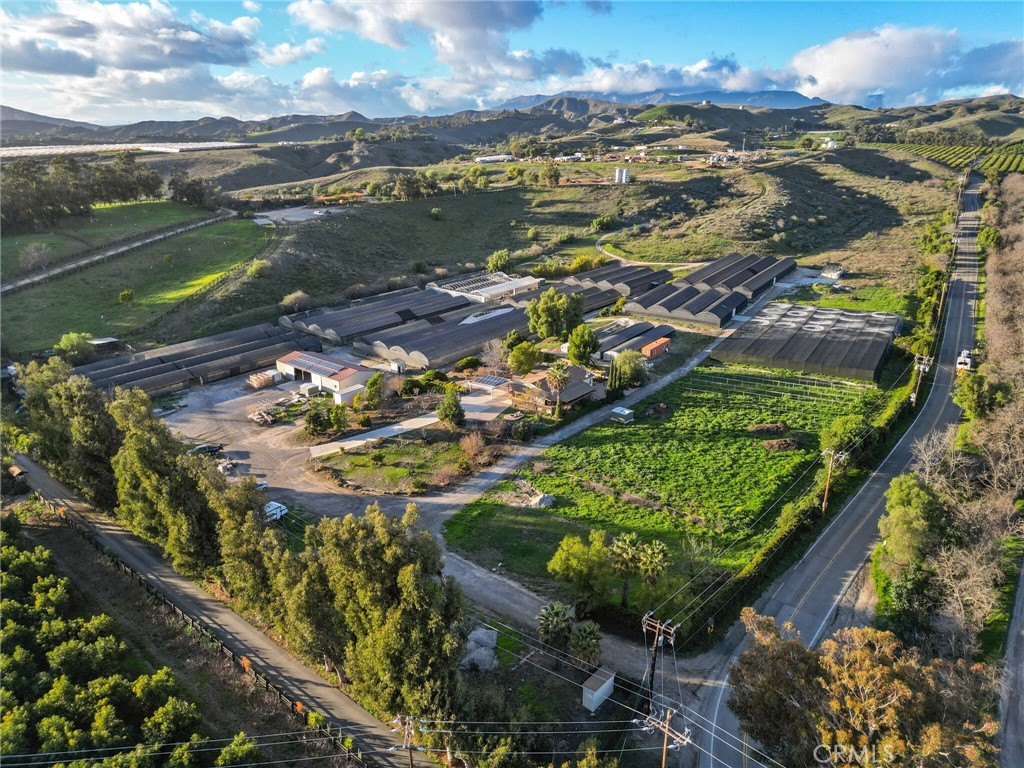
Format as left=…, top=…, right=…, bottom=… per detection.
left=869, top=143, right=983, bottom=168
left=869, top=143, right=1024, bottom=174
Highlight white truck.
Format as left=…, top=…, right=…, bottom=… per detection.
left=955, top=349, right=974, bottom=373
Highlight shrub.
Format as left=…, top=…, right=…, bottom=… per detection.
left=527, top=227, right=539, bottom=241
left=453, top=357, right=482, bottom=372
left=247, top=259, right=271, bottom=278
left=510, top=419, right=534, bottom=441
left=459, top=431, right=487, bottom=463
left=118, top=289, right=134, bottom=304
left=401, top=378, right=424, bottom=396
left=356, top=413, right=371, bottom=428
left=487, top=249, right=511, bottom=273
left=281, top=290, right=310, bottom=312
left=591, top=214, right=616, bottom=231
left=430, top=207, right=443, bottom=221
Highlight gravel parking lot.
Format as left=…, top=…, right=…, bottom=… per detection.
left=165, top=377, right=373, bottom=517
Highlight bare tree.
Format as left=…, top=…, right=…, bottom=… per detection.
left=481, top=339, right=504, bottom=373
left=19, top=243, right=53, bottom=273
left=930, top=545, right=1002, bottom=658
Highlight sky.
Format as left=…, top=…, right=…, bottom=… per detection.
left=1, top=0, right=1022, bottom=124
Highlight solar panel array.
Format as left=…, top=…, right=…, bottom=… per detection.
left=291, top=353, right=345, bottom=378
left=475, top=375, right=510, bottom=388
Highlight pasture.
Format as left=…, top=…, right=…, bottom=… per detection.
left=0, top=219, right=268, bottom=353
left=0, top=200, right=211, bottom=279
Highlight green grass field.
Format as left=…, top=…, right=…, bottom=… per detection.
left=445, top=365, right=879, bottom=584
left=1, top=219, right=268, bottom=353
left=0, top=200, right=211, bottom=279
left=158, top=184, right=657, bottom=340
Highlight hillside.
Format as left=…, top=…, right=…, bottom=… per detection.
left=4, top=94, right=1021, bottom=150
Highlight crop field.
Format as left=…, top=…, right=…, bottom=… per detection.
left=868, top=142, right=1024, bottom=174
left=0, top=200, right=211, bottom=279
left=445, top=365, right=880, bottom=581
left=0, top=219, right=269, bottom=353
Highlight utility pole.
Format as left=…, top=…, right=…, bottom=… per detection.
left=821, top=449, right=846, bottom=515
left=632, top=707, right=691, bottom=768
left=912, top=355, right=934, bottom=408
left=641, top=614, right=676, bottom=714
left=390, top=715, right=419, bottom=768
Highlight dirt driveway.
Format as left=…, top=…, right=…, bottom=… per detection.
left=164, top=378, right=373, bottom=517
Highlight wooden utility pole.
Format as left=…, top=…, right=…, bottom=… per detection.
left=641, top=614, right=676, bottom=714
left=661, top=709, right=675, bottom=768
left=821, top=449, right=845, bottom=516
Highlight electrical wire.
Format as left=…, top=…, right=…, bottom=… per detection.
left=477, top=619, right=787, bottom=768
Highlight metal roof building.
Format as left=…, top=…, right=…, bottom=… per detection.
left=76, top=326, right=321, bottom=395
left=711, top=303, right=903, bottom=381
left=355, top=305, right=530, bottom=370
left=564, top=264, right=673, bottom=296
left=622, top=254, right=796, bottom=327
left=427, top=271, right=542, bottom=302
left=279, top=288, right=469, bottom=344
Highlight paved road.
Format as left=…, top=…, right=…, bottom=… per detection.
left=16, top=453, right=430, bottom=768
left=1001, top=548, right=1024, bottom=768
left=702, top=173, right=981, bottom=768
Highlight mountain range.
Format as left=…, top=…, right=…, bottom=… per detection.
left=497, top=88, right=829, bottom=110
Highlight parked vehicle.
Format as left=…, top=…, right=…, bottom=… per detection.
left=188, top=443, right=224, bottom=455
left=255, top=481, right=269, bottom=491
left=955, top=349, right=973, bottom=373
left=263, top=501, right=288, bottom=521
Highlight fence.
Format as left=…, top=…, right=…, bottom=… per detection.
left=2, top=211, right=232, bottom=297
left=33, top=492, right=377, bottom=768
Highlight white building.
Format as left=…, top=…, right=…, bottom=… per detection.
left=275, top=351, right=375, bottom=404
left=475, top=154, right=515, bottom=164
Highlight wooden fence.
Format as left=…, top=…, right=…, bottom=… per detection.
left=2, top=211, right=231, bottom=297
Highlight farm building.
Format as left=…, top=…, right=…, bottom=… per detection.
left=506, top=365, right=600, bottom=415
left=564, top=264, right=673, bottom=296
left=74, top=325, right=321, bottom=395
left=355, top=305, right=530, bottom=370
left=275, top=351, right=375, bottom=402
left=427, top=271, right=541, bottom=302
left=280, top=288, right=469, bottom=344
left=596, top=322, right=676, bottom=361
left=623, top=253, right=796, bottom=327
left=712, top=302, right=903, bottom=381
left=505, top=284, right=620, bottom=314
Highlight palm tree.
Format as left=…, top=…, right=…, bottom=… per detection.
left=610, top=533, right=642, bottom=608
left=536, top=601, right=573, bottom=652
left=639, top=540, right=670, bottom=587
left=570, top=620, right=603, bottom=669
left=545, top=360, right=571, bottom=420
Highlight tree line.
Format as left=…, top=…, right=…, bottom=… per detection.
left=9, top=361, right=623, bottom=765
left=0, top=153, right=163, bottom=233
left=0, top=509, right=260, bottom=765
left=14, top=360, right=465, bottom=723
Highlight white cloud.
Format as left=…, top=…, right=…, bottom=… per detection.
left=0, top=0, right=260, bottom=74
left=242, top=0, right=262, bottom=12
left=259, top=38, right=326, bottom=66
left=287, top=0, right=580, bottom=84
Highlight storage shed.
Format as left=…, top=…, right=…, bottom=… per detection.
left=275, top=351, right=375, bottom=396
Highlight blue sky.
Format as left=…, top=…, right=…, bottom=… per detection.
left=2, top=1, right=1021, bottom=123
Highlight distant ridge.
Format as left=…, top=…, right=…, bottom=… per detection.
left=499, top=89, right=829, bottom=111
left=1, top=105, right=101, bottom=129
